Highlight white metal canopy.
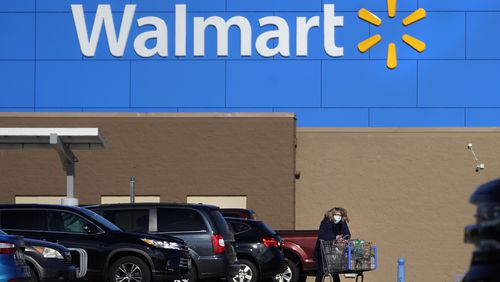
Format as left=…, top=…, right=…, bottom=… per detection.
left=0, top=128, right=105, bottom=149
left=0, top=128, right=106, bottom=206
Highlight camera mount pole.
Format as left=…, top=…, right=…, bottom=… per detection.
left=467, top=144, right=485, bottom=173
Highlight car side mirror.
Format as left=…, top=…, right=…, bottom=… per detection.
left=83, top=224, right=98, bottom=234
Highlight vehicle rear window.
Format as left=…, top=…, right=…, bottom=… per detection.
left=228, top=220, right=276, bottom=238
left=229, top=222, right=252, bottom=235
left=210, top=210, right=234, bottom=240
left=102, top=209, right=149, bottom=233
left=157, top=208, right=207, bottom=232
left=0, top=210, right=46, bottom=231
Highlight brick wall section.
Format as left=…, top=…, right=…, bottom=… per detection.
left=0, top=113, right=297, bottom=229
left=0, top=0, right=499, bottom=126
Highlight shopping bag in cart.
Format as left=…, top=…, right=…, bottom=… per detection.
left=348, top=240, right=377, bottom=272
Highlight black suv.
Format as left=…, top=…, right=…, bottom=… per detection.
left=87, top=203, right=239, bottom=281
left=225, top=218, right=285, bottom=282
left=0, top=204, right=190, bottom=282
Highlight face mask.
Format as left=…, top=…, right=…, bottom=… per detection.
left=333, top=215, right=342, bottom=223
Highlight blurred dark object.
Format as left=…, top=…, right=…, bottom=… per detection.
left=463, top=179, right=500, bottom=282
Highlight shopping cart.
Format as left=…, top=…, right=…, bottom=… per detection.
left=320, top=239, right=378, bottom=282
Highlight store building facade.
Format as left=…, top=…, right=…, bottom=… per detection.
left=1, top=0, right=500, bottom=281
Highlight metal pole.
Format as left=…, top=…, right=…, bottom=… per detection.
left=398, top=257, right=405, bottom=282
left=66, top=162, right=75, bottom=198
left=130, top=177, right=135, bottom=203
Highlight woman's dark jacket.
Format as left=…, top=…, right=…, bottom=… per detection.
left=313, top=217, right=351, bottom=262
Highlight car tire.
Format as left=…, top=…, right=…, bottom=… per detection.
left=273, top=258, right=299, bottom=282
left=28, top=265, right=39, bottom=282
left=231, top=259, right=258, bottom=282
left=108, top=256, right=151, bottom=282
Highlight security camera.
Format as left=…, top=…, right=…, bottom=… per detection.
left=475, top=164, right=485, bottom=172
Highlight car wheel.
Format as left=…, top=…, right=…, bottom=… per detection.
left=28, top=265, right=39, bottom=282
left=231, top=259, right=258, bottom=282
left=273, top=258, right=299, bottom=282
left=108, top=256, right=151, bottom=282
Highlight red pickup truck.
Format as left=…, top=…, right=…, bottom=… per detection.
left=220, top=209, right=318, bottom=282
left=275, top=230, right=318, bottom=282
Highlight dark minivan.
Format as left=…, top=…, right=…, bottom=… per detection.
left=0, top=204, right=190, bottom=282
left=87, top=203, right=239, bottom=282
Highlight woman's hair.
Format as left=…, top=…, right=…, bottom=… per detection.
left=325, top=207, right=350, bottom=223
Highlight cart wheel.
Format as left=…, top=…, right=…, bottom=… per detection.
left=355, top=273, right=364, bottom=282
left=321, top=274, right=334, bottom=282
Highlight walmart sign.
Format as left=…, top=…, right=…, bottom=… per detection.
left=1, top=0, right=500, bottom=127
left=72, top=4, right=344, bottom=58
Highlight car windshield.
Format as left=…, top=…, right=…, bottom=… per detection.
left=77, top=207, right=123, bottom=232
left=0, top=230, right=6, bottom=235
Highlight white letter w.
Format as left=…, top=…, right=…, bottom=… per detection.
left=71, top=4, right=136, bottom=57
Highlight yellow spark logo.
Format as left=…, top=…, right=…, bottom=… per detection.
left=357, top=0, right=426, bottom=69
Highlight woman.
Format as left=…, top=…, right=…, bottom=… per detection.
left=314, top=207, right=351, bottom=282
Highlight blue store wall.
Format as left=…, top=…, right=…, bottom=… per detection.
left=0, top=0, right=499, bottom=126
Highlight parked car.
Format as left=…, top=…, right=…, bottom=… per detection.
left=220, top=208, right=318, bottom=282
left=86, top=203, right=239, bottom=282
left=0, top=204, right=190, bottom=282
left=0, top=230, right=31, bottom=281
left=24, top=237, right=76, bottom=282
left=220, top=209, right=257, bottom=220
left=225, top=217, right=285, bottom=282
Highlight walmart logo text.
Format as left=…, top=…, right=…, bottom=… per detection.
left=71, top=4, right=345, bottom=58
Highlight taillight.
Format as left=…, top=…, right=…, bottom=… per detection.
left=0, top=242, right=16, bottom=254
left=211, top=234, right=225, bottom=254
left=262, top=237, right=279, bottom=248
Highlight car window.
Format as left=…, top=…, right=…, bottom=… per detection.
left=210, top=210, right=234, bottom=240
left=47, top=210, right=92, bottom=233
left=102, top=209, right=149, bottom=233
left=229, top=222, right=252, bottom=235
left=0, top=210, right=46, bottom=231
left=79, top=208, right=122, bottom=232
left=157, top=208, right=207, bottom=232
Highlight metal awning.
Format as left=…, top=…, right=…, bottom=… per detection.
left=0, top=128, right=106, bottom=206
left=0, top=128, right=106, bottom=149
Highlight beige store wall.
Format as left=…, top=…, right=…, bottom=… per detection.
left=296, top=128, right=500, bottom=282
left=0, top=113, right=296, bottom=229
